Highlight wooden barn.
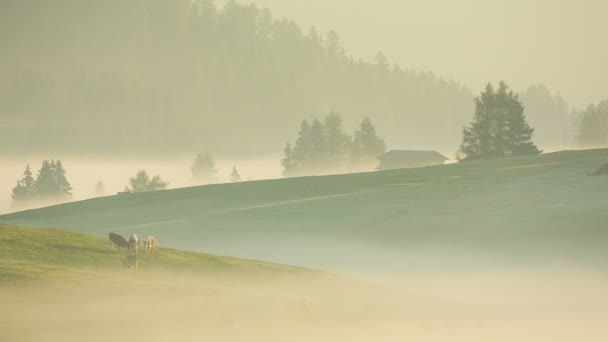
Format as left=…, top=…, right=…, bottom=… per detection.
left=377, top=150, right=449, bottom=171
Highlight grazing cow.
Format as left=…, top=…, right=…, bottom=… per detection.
left=123, top=254, right=138, bottom=273
left=109, top=233, right=129, bottom=251
left=144, top=236, right=156, bottom=255
left=128, top=234, right=139, bottom=253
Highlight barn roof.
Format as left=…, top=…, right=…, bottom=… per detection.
left=378, top=150, right=449, bottom=162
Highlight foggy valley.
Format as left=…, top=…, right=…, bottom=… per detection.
left=1, top=0, right=607, bottom=341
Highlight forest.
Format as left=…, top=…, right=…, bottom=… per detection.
left=0, top=0, right=582, bottom=158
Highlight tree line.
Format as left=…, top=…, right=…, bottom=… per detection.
left=11, top=161, right=73, bottom=209
left=576, top=99, right=608, bottom=148
left=10, top=154, right=244, bottom=209
left=281, top=113, right=385, bottom=176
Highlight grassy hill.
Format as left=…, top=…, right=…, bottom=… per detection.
left=2, top=149, right=608, bottom=272
left=0, top=224, right=309, bottom=285
left=0, top=224, right=455, bottom=342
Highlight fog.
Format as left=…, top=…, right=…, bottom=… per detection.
left=2, top=268, right=607, bottom=342
left=241, top=0, right=608, bottom=109
left=1, top=1, right=607, bottom=340
left=0, top=157, right=281, bottom=215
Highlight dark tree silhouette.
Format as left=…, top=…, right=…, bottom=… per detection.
left=54, top=160, right=72, bottom=200
left=458, top=82, right=541, bottom=161
left=352, top=117, right=386, bottom=165
left=34, top=160, right=60, bottom=200
left=282, top=113, right=385, bottom=176
left=127, top=170, right=168, bottom=193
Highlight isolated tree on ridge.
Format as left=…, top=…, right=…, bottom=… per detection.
left=458, top=82, right=541, bottom=161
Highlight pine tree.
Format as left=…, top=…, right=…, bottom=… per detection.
left=281, top=142, right=296, bottom=176
left=291, top=120, right=312, bottom=174
left=352, top=117, right=386, bottom=164
left=53, top=160, right=72, bottom=200
left=323, top=112, right=352, bottom=170
left=230, top=166, right=241, bottom=182
left=11, top=181, right=28, bottom=209
left=308, top=118, right=327, bottom=172
left=21, top=164, right=35, bottom=197
left=458, top=82, right=541, bottom=161
left=34, top=160, right=60, bottom=200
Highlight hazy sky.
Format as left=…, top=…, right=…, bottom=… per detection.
left=239, top=0, right=607, bottom=108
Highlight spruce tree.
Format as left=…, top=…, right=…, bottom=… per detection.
left=352, top=117, right=386, bottom=164
left=458, top=82, right=541, bottom=161
left=34, top=160, right=60, bottom=200
left=11, top=181, right=28, bottom=209
left=53, top=160, right=73, bottom=200
left=21, top=164, right=35, bottom=197
left=292, top=120, right=312, bottom=174
left=323, top=112, right=352, bottom=170
left=308, top=118, right=327, bottom=172
left=281, top=142, right=296, bottom=176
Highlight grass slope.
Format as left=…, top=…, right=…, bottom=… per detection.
left=0, top=224, right=309, bottom=284
left=1, top=149, right=608, bottom=271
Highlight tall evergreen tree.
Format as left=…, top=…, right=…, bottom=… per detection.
left=21, top=164, right=35, bottom=197
left=458, top=82, right=541, bottom=161
left=323, top=112, right=352, bottom=170
left=291, top=120, right=312, bottom=173
left=352, top=117, right=386, bottom=164
left=34, top=160, right=60, bottom=200
left=11, top=181, right=28, bottom=209
left=53, top=160, right=73, bottom=200
left=281, top=142, right=296, bottom=176
left=308, top=118, right=327, bottom=172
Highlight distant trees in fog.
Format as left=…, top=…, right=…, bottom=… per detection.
left=125, top=170, right=168, bottom=193
left=192, top=153, right=218, bottom=184
left=282, top=113, right=386, bottom=176
left=576, top=99, right=608, bottom=147
left=458, top=82, right=541, bottom=161
left=230, top=166, right=242, bottom=183
left=11, top=160, right=73, bottom=209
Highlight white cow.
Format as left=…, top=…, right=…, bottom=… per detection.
left=128, top=234, right=139, bottom=253
left=144, top=236, right=156, bottom=255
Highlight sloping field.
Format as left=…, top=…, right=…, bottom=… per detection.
left=0, top=225, right=484, bottom=342
left=0, top=224, right=309, bottom=284
left=2, top=149, right=607, bottom=272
